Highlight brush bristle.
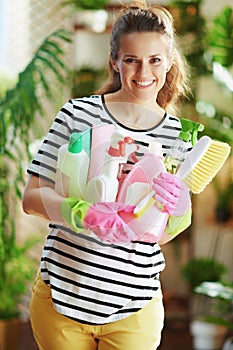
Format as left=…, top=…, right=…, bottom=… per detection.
left=183, top=140, right=231, bottom=194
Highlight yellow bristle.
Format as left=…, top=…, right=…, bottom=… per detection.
left=183, top=141, right=231, bottom=194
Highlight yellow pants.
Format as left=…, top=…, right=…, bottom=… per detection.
left=30, top=272, right=164, bottom=350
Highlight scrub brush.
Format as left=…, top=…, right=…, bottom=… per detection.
left=134, top=135, right=231, bottom=216
left=176, top=135, right=231, bottom=194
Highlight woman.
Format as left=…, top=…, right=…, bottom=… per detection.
left=22, top=3, right=192, bottom=349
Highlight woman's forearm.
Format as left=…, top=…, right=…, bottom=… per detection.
left=158, top=209, right=192, bottom=245
left=22, top=175, right=65, bottom=225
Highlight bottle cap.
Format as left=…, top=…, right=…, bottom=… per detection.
left=68, top=133, right=82, bottom=153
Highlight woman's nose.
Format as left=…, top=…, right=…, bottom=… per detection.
left=137, top=62, right=150, bottom=76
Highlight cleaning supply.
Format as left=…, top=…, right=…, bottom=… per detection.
left=134, top=135, right=231, bottom=216
left=176, top=135, right=231, bottom=194
left=164, top=118, right=204, bottom=174
left=55, top=132, right=90, bottom=198
left=84, top=129, right=139, bottom=202
left=133, top=119, right=206, bottom=215
left=117, top=152, right=169, bottom=242
left=60, top=197, right=137, bottom=243
left=152, top=172, right=191, bottom=216
left=83, top=202, right=138, bottom=243
left=87, top=124, right=115, bottom=181
left=133, top=141, right=164, bottom=217
left=180, top=118, right=205, bottom=146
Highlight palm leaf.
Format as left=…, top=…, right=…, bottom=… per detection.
left=208, top=6, right=233, bottom=67
left=0, top=28, right=71, bottom=319
left=0, top=29, right=72, bottom=153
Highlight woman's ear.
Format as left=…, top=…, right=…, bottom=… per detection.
left=166, top=54, right=174, bottom=73
left=110, top=55, right=119, bottom=73
left=166, top=59, right=173, bottom=73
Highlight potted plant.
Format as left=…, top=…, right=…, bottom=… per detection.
left=182, top=257, right=227, bottom=291
left=0, top=29, right=71, bottom=349
left=181, top=258, right=229, bottom=350
left=191, top=281, right=233, bottom=350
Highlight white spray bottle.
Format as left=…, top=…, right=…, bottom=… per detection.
left=55, top=132, right=89, bottom=198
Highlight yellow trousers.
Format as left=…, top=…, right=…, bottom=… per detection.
left=30, top=272, right=164, bottom=350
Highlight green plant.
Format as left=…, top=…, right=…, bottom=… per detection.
left=207, top=6, right=233, bottom=67
left=194, top=281, right=233, bottom=329
left=182, top=258, right=230, bottom=327
left=72, top=66, right=107, bottom=98
left=170, top=2, right=233, bottom=137
left=196, top=6, right=233, bottom=141
left=170, top=0, right=207, bottom=77
left=181, top=257, right=227, bottom=290
left=63, top=0, right=107, bottom=10
left=0, top=29, right=71, bottom=319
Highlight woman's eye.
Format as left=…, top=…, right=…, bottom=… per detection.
left=125, top=58, right=138, bottom=63
left=151, top=57, right=161, bottom=64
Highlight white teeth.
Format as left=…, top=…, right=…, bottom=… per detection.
left=135, top=80, right=153, bottom=86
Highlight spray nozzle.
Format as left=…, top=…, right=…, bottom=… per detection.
left=179, top=118, right=204, bottom=145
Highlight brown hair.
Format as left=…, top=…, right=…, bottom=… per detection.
left=97, top=2, right=190, bottom=113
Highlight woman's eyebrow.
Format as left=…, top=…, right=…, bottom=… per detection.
left=123, top=54, right=161, bottom=58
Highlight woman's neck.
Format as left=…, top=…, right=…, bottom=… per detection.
left=104, top=93, right=165, bottom=130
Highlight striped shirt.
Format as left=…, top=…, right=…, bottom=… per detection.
left=28, top=95, right=184, bottom=325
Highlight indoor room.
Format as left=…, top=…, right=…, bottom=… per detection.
left=0, top=0, right=233, bottom=349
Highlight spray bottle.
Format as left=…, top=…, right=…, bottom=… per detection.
left=164, top=118, right=204, bottom=174
left=55, top=132, right=90, bottom=198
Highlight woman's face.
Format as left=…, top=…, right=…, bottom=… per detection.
left=112, top=32, right=172, bottom=105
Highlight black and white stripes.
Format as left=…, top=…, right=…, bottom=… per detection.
left=27, top=95, right=183, bottom=324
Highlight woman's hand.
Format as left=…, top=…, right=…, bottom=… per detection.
left=61, top=199, right=137, bottom=244
left=83, top=202, right=137, bottom=243
left=152, top=172, right=191, bottom=216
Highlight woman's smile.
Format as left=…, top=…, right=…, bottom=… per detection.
left=112, top=32, right=171, bottom=105
left=133, top=80, right=155, bottom=87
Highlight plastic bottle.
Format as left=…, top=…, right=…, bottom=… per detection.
left=84, top=130, right=138, bottom=202
left=55, top=132, right=90, bottom=198
left=164, top=118, right=204, bottom=174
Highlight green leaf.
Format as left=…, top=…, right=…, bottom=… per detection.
left=208, top=6, right=233, bottom=67
left=0, top=28, right=71, bottom=318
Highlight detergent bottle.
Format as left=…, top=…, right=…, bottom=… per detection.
left=55, top=132, right=90, bottom=198
left=84, top=129, right=138, bottom=202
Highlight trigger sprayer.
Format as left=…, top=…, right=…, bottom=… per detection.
left=165, top=118, right=204, bottom=174
left=180, top=118, right=204, bottom=146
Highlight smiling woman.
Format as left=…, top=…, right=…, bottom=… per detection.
left=109, top=32, right=171, bottom=108
left=98, top=4, right=190, bottom=115
left=22, top=2, right=192, bottom=350
left=104, top=31, right=172, bottom=126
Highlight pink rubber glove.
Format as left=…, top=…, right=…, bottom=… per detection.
left=152, top=172, right=191, bottom=216
left=83, top=202, right=137, bottom=243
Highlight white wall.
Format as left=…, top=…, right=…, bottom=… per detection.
left=73, top=30, right=110, bottom=69
left=201, top=0, right=233, bottom=18
left=0, top=0, right=72, bottom=77
left=0, top=0, right=30, bottom=76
